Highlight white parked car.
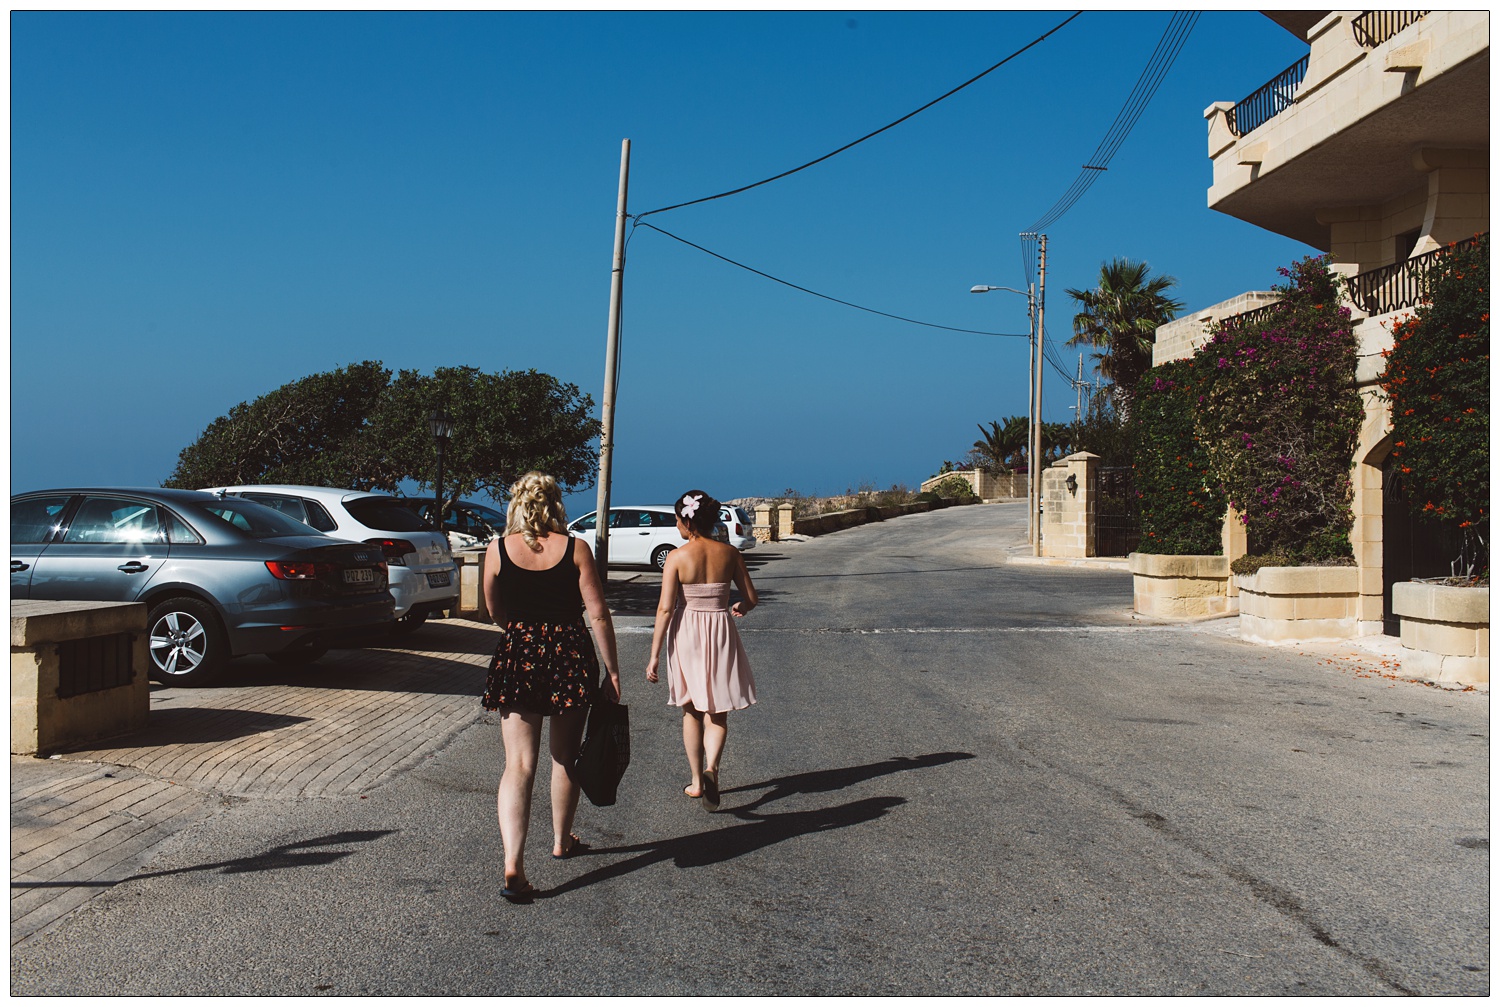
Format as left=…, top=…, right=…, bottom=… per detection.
left=569, top=504, right=754, bottom=571
left=200, top=485, right=459, bottom=635
left=718, top=504, right=758, bottom=552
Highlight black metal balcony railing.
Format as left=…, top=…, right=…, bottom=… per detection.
left=1344, top=235, right=1484, bottom=316
left=1219, top=302, right=1282, bottom=331
left=1226, top=55, right=1310, bottom=137
left=1351, top=10, right=1428, bottom=48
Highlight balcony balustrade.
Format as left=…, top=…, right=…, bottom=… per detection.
left=1350, top=11, right=1428, bottom=48
left=1226, top=55, right=1309, bottom=137
left=1343, top=235, right=1484, bottom=316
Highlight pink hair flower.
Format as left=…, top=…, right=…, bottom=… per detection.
left=680, top=494, right=700, bottom=519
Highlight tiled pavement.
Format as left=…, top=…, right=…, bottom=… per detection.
left=10, top=617, right=503, bottom=948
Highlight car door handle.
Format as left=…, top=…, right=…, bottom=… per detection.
left=11, top=561, right=29, bottom=573
left=118, top=561, right=150, bottom=574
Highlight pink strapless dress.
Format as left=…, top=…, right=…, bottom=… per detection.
left=666, top=582, right=757, bottom=713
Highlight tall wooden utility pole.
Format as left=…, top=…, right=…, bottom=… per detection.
left=1031, top=234, right=1047, bottom=557
left=593, top=138, right=631, bottom=578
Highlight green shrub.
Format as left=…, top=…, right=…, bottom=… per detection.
left=1131, top=359, right=1226, bottom=554
left=1195, top=255, right=1363, bottom=563
left=927, top=474, right=978, bottom=501
left=1378, top=234, right=1488, bottom=572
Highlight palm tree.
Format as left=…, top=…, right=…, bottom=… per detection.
left=1066, top=259, right=1183, bottom=420
left=972, top=416, right=1031, bottom=473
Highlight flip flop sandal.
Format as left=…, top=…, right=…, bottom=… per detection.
left=552, top=834, right=590, bottom=860
left=501, top=879, right=536, bottom=904
left=700, top=770, right=720, bottom=812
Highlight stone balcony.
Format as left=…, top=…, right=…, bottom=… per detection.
left=1205, top=10, right=1488, bottom=253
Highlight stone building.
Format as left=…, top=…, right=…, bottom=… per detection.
left=1152, top=10, right=1488, bottom=636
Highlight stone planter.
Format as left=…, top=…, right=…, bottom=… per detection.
left=1129, top=553, right=1234, bottom=619
left=1235, top=565, right=1359, bottom=643
left=1391, top=582, right=1489, bottom=687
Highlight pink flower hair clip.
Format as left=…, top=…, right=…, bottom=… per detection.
left=680, top=494, right=701, bottom=519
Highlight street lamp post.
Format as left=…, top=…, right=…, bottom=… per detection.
left=428, top=408, right=455, bottom=534
left=970, top=283, right=1037, bottom=548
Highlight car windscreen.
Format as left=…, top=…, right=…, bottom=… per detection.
left=345, top=497, right=431, bottom=532
left=194, top=499, right=321, bottom=538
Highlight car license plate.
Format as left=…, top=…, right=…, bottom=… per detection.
left=427, top=571, right=452, bottom=588
left=343, top=568, right=375, bottom=585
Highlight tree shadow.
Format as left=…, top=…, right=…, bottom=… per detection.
left=538, top=752, right=974, bottom=899
left=62, top=707, right=313, bottom=751
left=11, top=830, right=398, bottom=889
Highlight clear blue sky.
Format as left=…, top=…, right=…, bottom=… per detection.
left=11, top=10, right=1315, bottom=515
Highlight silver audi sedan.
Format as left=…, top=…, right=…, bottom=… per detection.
left=10, top=488, right=395, bottom=686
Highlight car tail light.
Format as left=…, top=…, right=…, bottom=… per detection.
left=365, top=538, right=416, bottom=566
left=266, top=561, right=331, bottom=580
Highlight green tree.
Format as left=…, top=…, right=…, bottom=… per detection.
left=163, top=361, right=392, bottom=490
left=1066, top=258, right=1184, bottom=420
left=164, top=363, right=601, bottom=519
left=367, top=366, right=601, bottom=521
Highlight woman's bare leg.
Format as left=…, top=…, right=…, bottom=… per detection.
left=681, top=705, right=705, bottom=795
left=703, top=712, right=729, bottom=777
left=498, top=709, right=543, bottom=889
left=548, top=706, right=589, bottom=857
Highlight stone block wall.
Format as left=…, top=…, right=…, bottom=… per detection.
left=1236, top=566, right=1360, bottom=643
left=1392, top=582, right=1489, bottom=687
left=12, top=600, right=150, bottom=756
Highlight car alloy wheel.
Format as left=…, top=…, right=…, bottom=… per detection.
left=147, top=597, right=228, bottom=686
left=652, top=545, right=674, bottom=571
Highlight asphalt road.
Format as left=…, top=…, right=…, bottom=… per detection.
left=10, top=503, right=1488, bottom=995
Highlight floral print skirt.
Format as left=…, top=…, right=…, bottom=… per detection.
left=483, top=617, right=599, bottom=715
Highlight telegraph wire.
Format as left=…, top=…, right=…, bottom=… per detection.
left=635, top=220, right=1031, bottom=338
left=1022, top=11, right=1199, bottom=235
left=636, top=12, right=1083, bottom=220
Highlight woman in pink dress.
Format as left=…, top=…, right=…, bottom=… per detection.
left=645, top=489, right=757, bottom=812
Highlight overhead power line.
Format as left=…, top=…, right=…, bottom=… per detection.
left=1021, top=11, right=1199, bottom=237
left=637, top=12, right=1083, bottom=219
left=636, top=221, right=1031, bottom=339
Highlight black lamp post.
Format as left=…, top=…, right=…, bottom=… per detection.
left=428, top=408, right=454, bottom=532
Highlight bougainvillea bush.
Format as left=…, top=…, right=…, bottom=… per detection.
left=1131, top=359, right=1226, bottom=554
left=1195, top=256, right=1363, bottom=564
left=1378, top=234, right=1489, bottom=573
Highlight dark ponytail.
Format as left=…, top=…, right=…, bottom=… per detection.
left=674, top=489, right=720, bottom=537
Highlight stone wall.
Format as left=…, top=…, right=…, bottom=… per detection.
left=1236, top=566, right=1360, bottom=643
left=12, top=600, right=150, bottom=756
left=1392, top=582, right=1489, bottom=687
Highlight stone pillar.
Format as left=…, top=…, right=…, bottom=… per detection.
left=1222, top=507, right=1248, bottom=598
left=777, top=503, right=796, bottom=540
left=1040, top=452, right=1100, bottom=558
left=753, top=503, right=776, bottom=543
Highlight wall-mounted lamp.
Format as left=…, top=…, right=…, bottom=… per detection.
left=1065, top=473, right=1078, bottom=495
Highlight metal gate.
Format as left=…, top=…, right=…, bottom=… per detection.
left=1382, top=457, right=1467, bottom=635
left=1095, top=466, right=1141, bottom=557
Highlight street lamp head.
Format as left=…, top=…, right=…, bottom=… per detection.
left=428, top=408, right=455, bottom=443
left=970, top=284, right=993, bottom=294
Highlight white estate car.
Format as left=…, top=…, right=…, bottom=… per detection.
left=569, top=504, right=755, bottom=571
left=201, top=485, right=459, bottom=635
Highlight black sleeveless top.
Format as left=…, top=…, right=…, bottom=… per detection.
left=495, top=535, right=586, bottom=622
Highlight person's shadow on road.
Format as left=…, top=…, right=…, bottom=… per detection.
left=539, top=752, right=973, bottom=898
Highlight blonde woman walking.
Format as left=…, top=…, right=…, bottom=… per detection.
left=482, top=471, right=621, bottom=902
left=645, top=490, right=757, bottom=812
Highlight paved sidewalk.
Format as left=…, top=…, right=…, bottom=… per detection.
left=10, top=618, right=499, bottom=948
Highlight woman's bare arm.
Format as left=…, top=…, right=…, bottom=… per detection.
left=482, top=539, right=507, bottom=626
left=645, top=553, right=680, bottom=683
left=731, top=550, right=758, bottom=617
left=576, top=539, right=622, bottom=702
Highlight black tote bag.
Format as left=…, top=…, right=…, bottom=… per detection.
left=573, top=701, right=630, bottom=806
